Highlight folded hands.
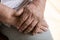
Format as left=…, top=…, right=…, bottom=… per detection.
left=0, top=0, right=48, bottom=35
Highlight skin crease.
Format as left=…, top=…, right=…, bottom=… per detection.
left=0, top=0, right=48, bottom=35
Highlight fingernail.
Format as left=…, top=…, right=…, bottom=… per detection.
left=45, top=28, right=48, bottom=31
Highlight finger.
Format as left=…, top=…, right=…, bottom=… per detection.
left=41, top=19, right=48, bottom=28
left=32, top=20, right=48, bottom=34
left=19, top=13, right=34, bottom=32
left=16, top=12, right=29, bottom=29
left=33, top=28, right=44, bottom=35
left=40, top=26, right=48, bottom=32
left=24, top=18, right=38, bottom=33
left=32, top=25, right=44, bottom=35
left=14, top=8, right=24, bottom=16
left=32, top=22, right=43, bottom=34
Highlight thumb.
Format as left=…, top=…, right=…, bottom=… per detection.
left=14, top=8, right=24, bottom=16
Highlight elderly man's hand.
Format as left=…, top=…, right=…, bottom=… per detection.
left=23, top=0, right=48, bottom=34
left=15, top=0, right=48, bottom=34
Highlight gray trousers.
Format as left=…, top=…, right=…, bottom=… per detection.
left=0, top=23, right=53, bottom=40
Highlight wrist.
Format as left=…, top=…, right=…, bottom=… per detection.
left=0, top=3, right=17, bottom=25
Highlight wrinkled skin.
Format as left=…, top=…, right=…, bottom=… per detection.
left=17, top=0, right=48, bottom=34
left=0, top=0, right=48, bottom=35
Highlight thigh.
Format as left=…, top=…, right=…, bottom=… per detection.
left=1, top=26, right=53, bottom=40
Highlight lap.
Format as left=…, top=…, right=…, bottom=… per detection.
left=0, top=24, right=53, bottom=40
